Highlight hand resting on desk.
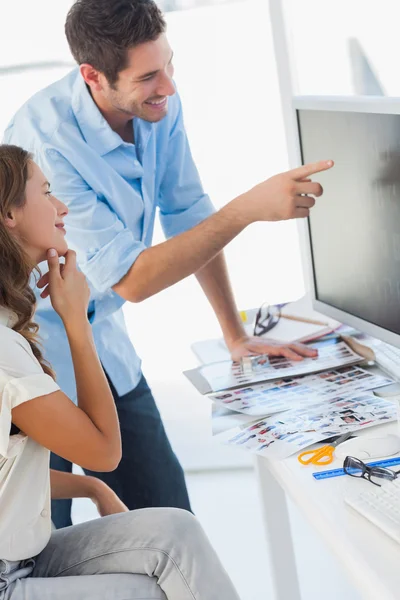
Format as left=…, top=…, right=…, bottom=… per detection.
left=227, top=335, right=318, bottom=362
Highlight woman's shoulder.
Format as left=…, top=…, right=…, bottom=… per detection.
left=0, top=324, right=43, bottom=379
left=0, top=322, right=33, bottom=351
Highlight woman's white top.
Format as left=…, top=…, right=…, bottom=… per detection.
left=0, top=306, right=60, bottom=561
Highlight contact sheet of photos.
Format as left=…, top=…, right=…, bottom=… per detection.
left=209, top=366, right=394, bottom=417
left=185, top=341, right=363, bottom=394
left=218, top=393, right=397, bottom=459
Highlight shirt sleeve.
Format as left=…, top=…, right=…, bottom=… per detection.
left=38, top=147, right=146, bottom=295
left=0, top=334, right=60, bottom=458
left=158, top=93, right=216, bottom=238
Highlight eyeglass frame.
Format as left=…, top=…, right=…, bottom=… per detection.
left=343, top=455, right=400, bottom=487
left=253, top=302, right=281, bottom=337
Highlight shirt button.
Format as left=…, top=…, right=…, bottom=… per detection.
left=41, top=509, right=48, bottom=518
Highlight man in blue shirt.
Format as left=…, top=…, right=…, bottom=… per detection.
left=4, top=0, right=332, bottom=528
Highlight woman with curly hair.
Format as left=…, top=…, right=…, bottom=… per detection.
left=0, top=144, right=240, bottom=600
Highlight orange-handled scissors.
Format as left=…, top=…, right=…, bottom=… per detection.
left=298, top=432, right=352, bottom=466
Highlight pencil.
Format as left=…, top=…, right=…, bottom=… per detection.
left=280, top=313, right=329, bottom=327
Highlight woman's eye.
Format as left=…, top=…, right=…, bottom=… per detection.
left=45, top=190, right=53, bottom=196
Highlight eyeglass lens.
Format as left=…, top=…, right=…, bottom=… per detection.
left=254, top=303, right=280, bottom=336
left=344, top=456, right=397, bottom=486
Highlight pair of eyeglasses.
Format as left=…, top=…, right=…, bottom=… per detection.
left=344, top=456, right=400, bottom=486
left=253, top=302, right=281, bottom=337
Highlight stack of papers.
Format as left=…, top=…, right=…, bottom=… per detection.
left=208, top=365, right=393, bottom=417
left=184, top=341, right=362, bottom=394
left=217, top=392, right=397, bottom=459
left=184, top=339, right=397, bottom=460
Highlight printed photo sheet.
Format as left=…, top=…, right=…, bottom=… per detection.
left=218, top=393, right=397, bottom=459
left=197, top=341, right=362, bottom=393
left=208, top=366, right=393, bottom=417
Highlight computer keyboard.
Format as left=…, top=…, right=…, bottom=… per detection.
left=345, top=478, right=400, bottom=544
left=368, top=339, right=400, bottom=381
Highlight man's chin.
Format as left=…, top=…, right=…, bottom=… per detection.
left=141, top=104, right=168, bottom=123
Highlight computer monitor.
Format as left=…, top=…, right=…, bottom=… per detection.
left=293, top=96, right=400, bottom=349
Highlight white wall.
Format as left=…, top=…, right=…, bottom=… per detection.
left=283, top=0, right=400, bottom=97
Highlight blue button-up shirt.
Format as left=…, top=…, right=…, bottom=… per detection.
left=3, top=69, right=214, bottom=400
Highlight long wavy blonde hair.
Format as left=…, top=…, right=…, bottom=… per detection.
left=0, top=144, right=55, bottom=378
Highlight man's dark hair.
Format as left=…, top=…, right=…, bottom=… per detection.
left=65, top=0, right=166, bottom=86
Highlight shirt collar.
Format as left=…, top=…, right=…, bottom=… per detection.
left=71, top=71, right=125, bottom=156
left=0, top=306, right=18, bottom=328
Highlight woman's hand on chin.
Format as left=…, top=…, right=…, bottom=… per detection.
left=39, top=249, right=90, bottom=327
left=37, top=262, right=64, bottom=299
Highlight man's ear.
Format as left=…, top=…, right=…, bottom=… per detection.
left=80, top=64, right=104, bottom=92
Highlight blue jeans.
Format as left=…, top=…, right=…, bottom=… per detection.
left=50, top=373, right=191, bottom=528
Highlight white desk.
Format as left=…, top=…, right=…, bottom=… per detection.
left=211, top=378, right=400, bottom=600
left=255, top=421, right=400, bottom=600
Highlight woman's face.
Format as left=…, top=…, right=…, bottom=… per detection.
left=6, top=161, right=68, bottom=264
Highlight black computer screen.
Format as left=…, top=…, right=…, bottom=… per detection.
left=297, top=108, right=400, bottom=335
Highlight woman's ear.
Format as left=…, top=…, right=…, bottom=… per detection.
left=4, top=211, right=17, bottom=229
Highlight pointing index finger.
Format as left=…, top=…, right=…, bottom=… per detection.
left=291, top=160, right=334, bottom=181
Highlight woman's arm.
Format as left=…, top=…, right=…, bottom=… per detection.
left=12, top=250, right=121, bottom=472
left=50, top=468, right=99, bottom=500
left=50, top=469, right=128, bottom=516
